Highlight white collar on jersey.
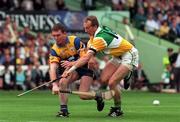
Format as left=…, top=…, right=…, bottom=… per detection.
left=94, top=27, right=102, bottom=37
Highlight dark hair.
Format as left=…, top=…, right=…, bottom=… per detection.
left=167, top=48, right=173, bottom=52
left=51, top=23, right=66, bottom=32
left=84, top=15, right=99, bottom=27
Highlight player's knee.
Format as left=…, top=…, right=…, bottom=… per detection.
left=59, top=80, right=68, bottom=88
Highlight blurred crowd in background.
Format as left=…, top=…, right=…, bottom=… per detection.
left=0, top=0, right=68, bottom=11
left=0, top=0, right=180, bottom=43
left=112, top=0, right=180, bottom=44
left=0, top=16, right=51, bottom=90
left=0, top=0, right=180, bottom=93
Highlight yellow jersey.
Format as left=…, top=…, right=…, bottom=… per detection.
left=49, top=36, right=86, bottom=64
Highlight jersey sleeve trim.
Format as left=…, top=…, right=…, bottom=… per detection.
left=74, top=37, right=81, bottom=50
left=88, top=48, right=97, bottom=54
left=50, top=49, right=58, bottom=57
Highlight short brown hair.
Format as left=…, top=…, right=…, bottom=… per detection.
left=51, top=23, right=66, bottom=32
left=167, top=48, right=173, bottom=52
left=84, top=15, right=99, bottom=27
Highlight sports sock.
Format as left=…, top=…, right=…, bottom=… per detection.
left=60, top=105, right=68, bottom=113
left=114, top=100, right=121, bottom=110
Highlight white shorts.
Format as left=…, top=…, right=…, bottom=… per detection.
left=110, top=47, right=139, bottom=70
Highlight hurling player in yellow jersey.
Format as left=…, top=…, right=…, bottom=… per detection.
left=49, top=23, right=104, bottom=117
left=62, top=16, right=139, bottom=117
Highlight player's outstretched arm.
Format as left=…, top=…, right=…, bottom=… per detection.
left=62, top=51, right=94, bottom=77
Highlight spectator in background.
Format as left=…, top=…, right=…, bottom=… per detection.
left=135, top=0, right=144, bottom=8
left=0, top=0, right=21, bottom=11
left=24, top=36, right=35, bottom=54
left=38, top=48, right=48, bottom=65
left=15, top=65, right=26, bottom=90
left=0, top=72, right=3, bottom=89
left=166, top=1, right=175, bottom=12
left=171, top=48, right=180, bottom=93
left=32, top=62, right=44, bottom=87
left=10, top=0, right=21, bottom=11
left=174, top=0, right=180, bottom=11
left=12, top=22, right=19, bottom=36
left=0, top=50, right=4, bottom=64
left=33, top=0, right=45, bottom=10
left=168, top=18, right=180, bottom=43
left=111, top=0, right=125, bottom=10
left=44, top=0, right=58, bottom=10
left=156, top=20, right=170, bottom=39
left=130, top=0, right=180, bottom=44
left=2, top=65, right=14, bottom=90
left=163, top=48, right=174, bottom=68
left=36, top=35, right=48, bottom=54
left=16, top=48, right=25, bottom=65
left=2, top=49, right=14, bottom=65
left=161, top=64, right=172, bottom=89
left=133, top=7, right=146, bottom=30
left=45, top=68, right=50, bottom=82
left=25, top=63, right=35, bottom=89
left=162, top=48, right=175, bottom=89
left=25, top=62, right=46, bottom=89
left=0, top=0, right=11, bottom=10
left=16, top=39, right=26, bottom=59
left=2, top=53, right=14, bottom=66
left=126, top=0, right=135, bottom=22
left=81, top=0, right=96, bottom=10
left=145, top=14, right=159, bottom=35
left=165, top=11, right=174, bottom=25
left=21, top=0, right=34, bottom=11
left=24, top=35, right=38, bottom=65
left=19, top=26, right=31, bottom=43
left=25, top=50, right=36, bottom=65
left=122, top=17, right=129, bottom=25
left=56, top=0, right=68, bottom=10
left=156, top=13, right=164, bottom=28
left=1, top=16, right=12, bottom=48
left=0, top=30, right=4, bottom=51
left=146, top=6, right=155, bottom=15
left=26, top=62, right=44, bottom=90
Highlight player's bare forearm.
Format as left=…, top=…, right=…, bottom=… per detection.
left=62, top=52, right=94, bottom=78
left=49, top=62, right=59, bottom=86
left=75, top=52, right=93, bottom=68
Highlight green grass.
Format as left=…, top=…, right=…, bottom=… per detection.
left=0, top=90, right=180, bottom=122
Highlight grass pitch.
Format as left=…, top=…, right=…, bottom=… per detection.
left=0, top=90, right=180, bottom=122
